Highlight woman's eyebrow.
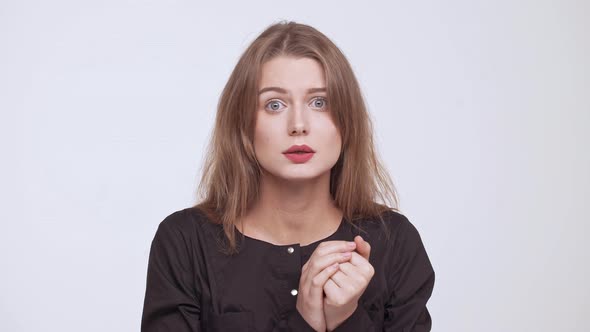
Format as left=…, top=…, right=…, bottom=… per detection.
left=258, top=87, right=326, bottom=95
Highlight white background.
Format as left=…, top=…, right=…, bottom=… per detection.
left=1, top=1, right=588, bottom=331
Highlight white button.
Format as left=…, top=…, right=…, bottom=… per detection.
left=291, top=289, right=298, bottom=296
left=287, top=247, right=294, bottom=254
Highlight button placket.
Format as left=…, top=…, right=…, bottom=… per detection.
left=285, top=246, right=299, bottom=297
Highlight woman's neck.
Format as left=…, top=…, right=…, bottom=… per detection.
left=238, top=172, right=343, bottom=246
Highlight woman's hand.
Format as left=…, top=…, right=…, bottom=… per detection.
left=323, top=235, right=374, bottom=331
left=297, top=240, right=358, bottom=331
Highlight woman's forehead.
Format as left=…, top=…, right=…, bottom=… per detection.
left=258, top=56, right=326, bottom=93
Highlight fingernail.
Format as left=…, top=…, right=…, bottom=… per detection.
left=342, top=252, right=351, bottom=258
left=348, top=242, right=356, bottom=248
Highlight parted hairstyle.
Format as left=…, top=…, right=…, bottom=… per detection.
left=193, top=20, right=400, bottom=255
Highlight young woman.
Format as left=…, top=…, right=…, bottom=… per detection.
left=141, top=21, right=435, bottom=331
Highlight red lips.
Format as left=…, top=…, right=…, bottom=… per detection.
left=283, top=144, right=315, bottom=163
left=283, top=144, right=315, bottom=154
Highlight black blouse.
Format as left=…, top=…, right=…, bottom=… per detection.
left=141, top=207, right=435, bottom=331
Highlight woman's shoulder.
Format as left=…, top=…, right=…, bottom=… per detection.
left=377, top=209, right=411, bottom=226
left=155, top=206, right=220, bottom=238
left=356, top=208, right=412, bottom=233
left=381, top=209, right=422, bottom=237
left=352, top=208, right=426, bottom=250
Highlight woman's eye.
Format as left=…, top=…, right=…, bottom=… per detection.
left=310, top=97, right=328, bottom=109
left=264, top=97, right=328, bottom=112
left=265, top=100, right=285, bottom=112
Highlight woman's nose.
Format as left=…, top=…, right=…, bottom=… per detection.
left=288, top=101, right=308, bottom=135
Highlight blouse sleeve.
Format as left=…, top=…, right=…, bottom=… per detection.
left=272, top=309, right=317, bottom=331
left=141, top=218, right=202, bottom=332
left=332, top=215, right=435, bottom=331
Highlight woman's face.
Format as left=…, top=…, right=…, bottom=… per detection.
left=254, top=56, right=342, bottom=182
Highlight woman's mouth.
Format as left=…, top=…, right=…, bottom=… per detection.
left=284, top=151, right=315, bottom=163
left=282, top=144, right=315, bottom=163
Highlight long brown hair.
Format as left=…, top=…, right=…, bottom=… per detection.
left=193, top=20, right=400, bottom=255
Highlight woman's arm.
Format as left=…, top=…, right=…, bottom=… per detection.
left=272, top=309, right=318, bottom=331
left=382, top=216, right=434, bottom=331
left=331, top=216, right=435, bottom=331
left=141, top=219, right=202, bottom=331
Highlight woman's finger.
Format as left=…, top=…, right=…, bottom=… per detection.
left=309, top=263, right=340, bottom=298
left=347, top=251, right=375, bottom=278
left=354, top=235, right=371, bottom=261
left=306, top=251, right=352, bottom=277
left=334, top=261, right=367, bottom=286
left=327, top=269, right=349, bottom=288
left=309, top=241, right=356, bottom=262
left=323, top=278, right=340, bottom=296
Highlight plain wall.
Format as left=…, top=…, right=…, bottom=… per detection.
left=1, top=0, right=588, bottom=331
